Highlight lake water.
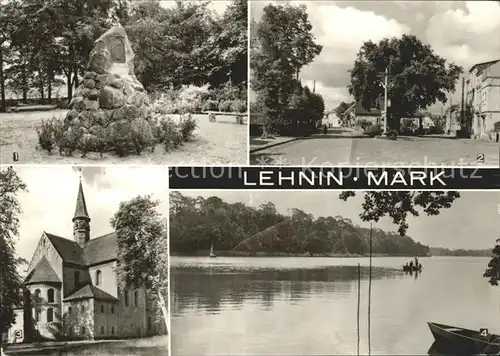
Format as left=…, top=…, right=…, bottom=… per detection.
left=170, top=256, right=500, bottom=356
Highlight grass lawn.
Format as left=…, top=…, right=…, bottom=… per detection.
left=0, top=110, right=248, bottom=164
left=4, top=336, right=168, bottom=355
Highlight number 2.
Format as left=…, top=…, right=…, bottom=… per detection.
left=480, top=329, right=488, bottom=337
left=477, top=153, right=484, bottom=163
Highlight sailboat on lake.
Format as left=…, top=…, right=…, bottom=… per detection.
left=209, top=242, right=216, bottom=258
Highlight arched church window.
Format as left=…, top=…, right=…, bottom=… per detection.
left=74, top=271, right=80, bottom=286
left=81, top=304, right=85, bottom=313
left=47, top=288, right=54, bottom=303
left=95, top=270, right=102, bottom=285
left=34, top=288, right=41, bottom=302
left=47, top=308, right=53, bottom=322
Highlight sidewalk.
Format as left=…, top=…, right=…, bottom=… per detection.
left=250, top=127, right=367, bottom=153
left=249, top=136, right=300, bottom=153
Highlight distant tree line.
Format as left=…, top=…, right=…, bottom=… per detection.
left=0, top=0, right=247, bottom=111
left=250, top=3, right=325, bottom=137
left=430, top=247, right=493, bottom=257
left=169, top=192, right=430, bottom=256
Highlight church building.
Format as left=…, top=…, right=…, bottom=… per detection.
left=6, top=180, right=166, bottom=343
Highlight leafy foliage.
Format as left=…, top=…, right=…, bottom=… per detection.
left=339, top=191, right=461, bottom=235
left=483, top=239, right=500, bottom=286
left=0, top=0, right=247, bottom=111
left=348, top=35, right=463, bottom=131
left=35, top=111, right=197, bottom=157
left=251, top=3, right=324, bottom=135
left=110, top=195, right=168, bottom=330
left=110, top=195, right=167, bottom=292
left=0, top=167, right=28, bottom=336
left=170, top=192, right=431, bottom=256
left=334, top=101, right=353, bottom=119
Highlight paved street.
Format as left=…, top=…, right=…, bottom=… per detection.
left=250, top=133, right=499, bottom=166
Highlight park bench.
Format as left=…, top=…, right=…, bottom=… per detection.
left=202, top=111, right=248, bottom=124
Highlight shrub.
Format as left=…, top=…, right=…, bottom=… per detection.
left=213, top=82, right=243, bottom=102
left=385, top=129, right=398, bottom=139
left=158, top=117, right=183, bottom=151
left=231, top=99, right=247, bottom=113
left=106, top=121, right=136, bottom=157
left=130, top=118, right=154, bottom=155
left=250, top=101, right=264, bottom=114
left=178, top=84, right=210, bottom=102
left=179, top=114, right=197, bottom=141
left=218, top=100, right=232, bottom=112
left=357, top=119, right=373, bottom=131
left=365, top=124, right=383, bottom=137
left=177, top=99, right=202, bottom=114
left=58, top=125, right=84, bottom=156
left=36, top=119, right=57, bottom=153
left=202, top=100, right=218, bottom=112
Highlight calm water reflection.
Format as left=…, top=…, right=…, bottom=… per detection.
left=171, top=256, right=500, bottom=355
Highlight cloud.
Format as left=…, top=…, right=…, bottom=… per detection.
left=425, top=1, right=500, bottom=68
left=12, top=166, right=169, bottom=263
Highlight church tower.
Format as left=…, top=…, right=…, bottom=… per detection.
left=73, top=179, right=90, bottom=248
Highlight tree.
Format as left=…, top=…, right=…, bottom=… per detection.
left=0, top=166, right=28, bottom=349
left=483, top=239, right=500, bottom=286
left=339, top=191, right=461, bottom=235
left=110, top=195, right=168, bottom=334
left=251, top=3, right=322, bottom=132
left=0, top=0, right=23, bottom=112
left=334, top=101, right=352, bottom=119
left=348, top=34, right=462, bottom=131
left=169, top=192, right=432, bottom=257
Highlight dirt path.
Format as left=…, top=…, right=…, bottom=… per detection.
left=0, top=110, right=248, bottom=165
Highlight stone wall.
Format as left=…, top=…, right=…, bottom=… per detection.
left=118, top=287, right=148, bottom=338
left=88, top=261, right=118, bottom=298
left=63, top=299, right=95, bottom=339
left=93, top=301, right=119, bottom=339
left=27, top=283, right=62, bottom=340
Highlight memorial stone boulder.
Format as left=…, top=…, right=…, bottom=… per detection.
left=63, top=26, right=154, bottom=155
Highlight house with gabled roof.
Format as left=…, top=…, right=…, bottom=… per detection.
left=6, top=180, right=166, bottom=344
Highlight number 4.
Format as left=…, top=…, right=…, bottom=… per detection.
left=480, top=328, right=488, bottom=337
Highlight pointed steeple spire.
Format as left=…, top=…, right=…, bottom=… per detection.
left=73, top=179, right=90, bottom=222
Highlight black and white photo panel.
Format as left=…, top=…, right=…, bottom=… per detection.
left=170, top=189, right=500, bottom=355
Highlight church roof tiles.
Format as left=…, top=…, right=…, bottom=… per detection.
left=63, top=284, right=119, bottom=302
left=24, top=257, right=61, bottom=285
left=44, top=231, right=117, bottom=267
left=73, top=180, right=90, bottom=221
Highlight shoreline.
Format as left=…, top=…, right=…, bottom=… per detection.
left=171, top=252, right=490, bottom=258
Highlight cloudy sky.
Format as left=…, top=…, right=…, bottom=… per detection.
left=175, top=190, right=500, bottom=250
left=12, top=166, right=169, bottom=265
left=251, top=1, right=500, bottom=113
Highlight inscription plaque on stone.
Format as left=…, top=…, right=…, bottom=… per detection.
left=110, top=37, right=125, bottom=63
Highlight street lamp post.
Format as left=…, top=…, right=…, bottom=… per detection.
left=381, top=68, right=389, bottom=134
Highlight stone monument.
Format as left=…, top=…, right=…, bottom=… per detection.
left=63, top=26, right=153, bottom=154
